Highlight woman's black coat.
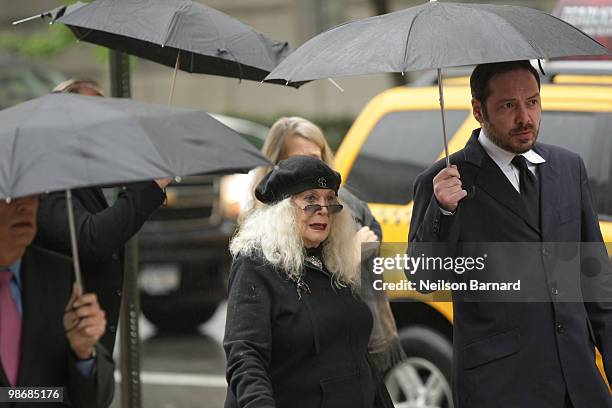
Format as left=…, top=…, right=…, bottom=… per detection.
left=224, top=253, right=376, bottom=408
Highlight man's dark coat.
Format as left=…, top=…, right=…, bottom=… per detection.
left=35, top=182, right=164, bottom=352
left=409, top=129, right=612, bottom=408
left=0, top=246, right=114, bottom=408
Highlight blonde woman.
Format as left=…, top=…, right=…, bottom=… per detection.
left=250, top=117, right=379, bottom=242
left=224, top=156, right=393, bottom=408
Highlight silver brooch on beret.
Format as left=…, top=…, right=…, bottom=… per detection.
left=317, top=177, right=327, bottom=188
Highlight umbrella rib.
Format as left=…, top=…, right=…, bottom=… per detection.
left=142, top=118, right=175, bottom=178
left=402, top=5, right=428, bottom=70
left=538, top=9, right=608, bottom=52
left=100, top=101, right=172, bottom=177
left=73, top=27, right=94, bottom=43
left=161, top=6, right=181, bottom=46
left=7, top=126, right=21, bottom=199
left=65, top=99, right=94, bottom=190
left=8, top=97, right=48, bottom=197
left=221, top=49, right=244, bottom=83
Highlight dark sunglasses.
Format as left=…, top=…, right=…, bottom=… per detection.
left=301, top=204, right=343, bottom=215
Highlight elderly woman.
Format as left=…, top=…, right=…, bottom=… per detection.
left=247, top=116, right=405, bottom=377
left=224, top=156, right=391, bottom=408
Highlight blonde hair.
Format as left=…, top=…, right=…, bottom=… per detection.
left=262, top=116, right=334, bottom=166
left=53, top=78, right=105, bottom=96
left=230, top=198, right=360, bottom=290
left=248, top=117, right=335, bottom=213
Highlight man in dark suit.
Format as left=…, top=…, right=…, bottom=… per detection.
left=34, top=79, right=169, bottom=353
left=0, top=195, right=114, bottom=407
left=409, top=60, right=612, bottom=408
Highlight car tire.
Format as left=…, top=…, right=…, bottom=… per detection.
left=141, top=297, right=219, bottom=333
left=385, top=326, right=454, bottom=408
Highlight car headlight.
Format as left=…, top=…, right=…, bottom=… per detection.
left=219, top=173, right=254, bottom=220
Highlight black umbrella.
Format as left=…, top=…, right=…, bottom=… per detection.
left=55, top=0, right=291, bottom=88
left=0, top=93, right=270, bottom=289
left=265, top=0, right=610, bottom=165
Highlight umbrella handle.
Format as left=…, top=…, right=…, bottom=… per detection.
left=66, top=189, right=84, bottom=295
left=437, top=68, right=450, bottom=168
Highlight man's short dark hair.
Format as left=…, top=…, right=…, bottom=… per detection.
left=470, top=61, right=541, bottom=107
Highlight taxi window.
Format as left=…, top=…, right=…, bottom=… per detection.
left=346, top=110, right=467, bottom=205
left=538, top=111, right=612, bottom=216
left=597, top=125, right=612, bottom=217
left=538, top=111, right=596, bottom=165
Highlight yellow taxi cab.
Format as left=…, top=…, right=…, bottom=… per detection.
left=335, top=61, right=612, bottom=408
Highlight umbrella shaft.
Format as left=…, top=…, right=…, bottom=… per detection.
left=437, top=68, right=450, bottom=168
left=168, top=51, right=180, bottom=105
left=327, top=78, right=344, bottom=92
left=66, top=189, right=83, bottom=294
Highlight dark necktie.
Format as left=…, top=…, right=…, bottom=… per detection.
left=511, top=155, right=540, bottom=228
left=0, top=270, right=21, bottom=386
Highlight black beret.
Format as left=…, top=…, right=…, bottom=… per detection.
left=255, top=156, right=341, bottom=204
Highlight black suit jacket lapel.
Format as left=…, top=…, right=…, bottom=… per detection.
left=16, top=249, right=45, bottom=387
left=464, top=130, right=540, bottom=233
left=533, top=144, right=559, bottom=238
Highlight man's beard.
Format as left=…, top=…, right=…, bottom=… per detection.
left=483, top=119, right=540, bottom=154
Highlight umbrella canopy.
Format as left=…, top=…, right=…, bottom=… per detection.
left=49, top=1, right=88, bottom=23
left=56, top=0, right=291, bottom=82
left=265, top=1, right=610, bottom=87
left=0, top=93, right=269, bottom=200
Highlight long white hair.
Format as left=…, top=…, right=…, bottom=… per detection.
left=230, top=198, right=360, bottom=289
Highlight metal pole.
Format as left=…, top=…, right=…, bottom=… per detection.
left=120, top=236, right=141, bottom=408
left=109, top=49, right=142, bottom=408
left=110, top=50, right=131, bottom=99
